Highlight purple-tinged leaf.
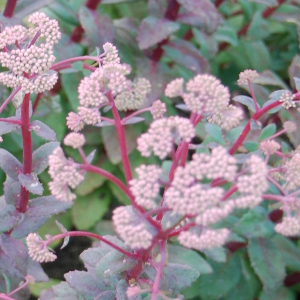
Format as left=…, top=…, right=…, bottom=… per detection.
left=148, top=0, right=167, bottom=18
left=177, top=12, right=207, bottom=27
left=0, top=149, right=22, bottom=180
left=122, top=117, right=145, bottom=125
left=137, top=16, right=180, bottom=50
left=250, top=119, right=262, bottom=131
left=253, top=70, right=289, bottom=89
left=27, top=258, right=49, bottom=282
left=65, top=271, right=107, bottom=298
left=18, top=173, right=43, bottom=195
left=233, top=95, right=258, bottom=112
left=95, top=291, right=115, bottom=300
left=79, top=6, right=114, bottom=51
left=55, top=220, right=69, bottom=250
left=288, top=55, right=300, bottom=89
left=248, top=238, right=285, bottom=290
left=0, top=234, right=28, bottom=278
left=176, top=104, right=190, bottom=111
left=4, top=176, right=21, bottom=206
left=294, top=77, right=300, bottom=91
left=0, top=197, right=23, bottom=234
left=27, top=196, right=73, bottom=216
left=39, top=281, right=80, bottom=300
left=95, top=121, right=114, bottom=127
left=86, top=150, right=96, bottom=164
left=269, top=89, right=288, bottom=100
left=103, top=105, right=112, bottom=113
left=30, top=120, right=57, bottom=141
left=163, top=40, right=210, bottom=74
left=177, top=0, right=220, bottom=33
left=0, top=117, right=20, bottom=135
left=32, top=142, right=60, bottom=175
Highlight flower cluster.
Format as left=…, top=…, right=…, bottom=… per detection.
left=279, top=91, right=296, bottom=109
left=129, top=165, right=163, bottom=209
left=237, top=69, right=259, bottom=85
left=275, top=216, right=300, bottom=236
left=260, top=140, right=280, bottom=155
left=26, top=233, right=56, bottom=263
left=137, top=116, right=195, bottom=159
left=0, top=12, right=60, bottom=93
left=112, top=206, right=156, bottom=249
left=48, top=147, right=84, bottom=201
left=64, top=132, right=85, bottom=149
left=284, top=153, right=300, bottom=191
left=151, top=100, right=166, bottom=119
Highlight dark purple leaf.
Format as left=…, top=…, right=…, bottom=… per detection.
left=4, top=176, right=21, bottom=206
left=177, top=0, right=220, bottom=33
left=32, top=142, right=60, bottom=175
left=0, top=197, right=23, bottom=234
left=18, top=173, right=43, bottom=195
left=0, top=117, right=20, bottom=135
left=30, top=120, right=57, bottom=141
left=0, top=234, right=28, bottom=278
left=137, top=16, right=180, bottom=50
left=0, top=149, right=22, bottom=180
left=163, top=40, right=210, bottom=74
left=78, top=6, right=114, bottom=51
left=27, top=258, right=49, bottom=282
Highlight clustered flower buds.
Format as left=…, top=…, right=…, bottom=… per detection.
left=48, top=147, right=84, bottom=201
left=237, top=69, right=259, bottom=85
left=279, top=91, right=296, bottom=109
left=0, top=12, right=61, bottom=94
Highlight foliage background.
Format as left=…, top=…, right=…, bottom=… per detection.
left=0, top=0, right=300, bottom=299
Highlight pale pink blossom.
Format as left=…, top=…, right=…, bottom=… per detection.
left=237, top=69, right=259, bottom=85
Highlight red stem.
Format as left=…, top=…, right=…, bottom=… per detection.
left=0, top=87, right=21, bottom=114
left=0, top=118, right=21, bottom=125
left=3, top=0, right=17, bottom=18
left=107, top=91, right=133, bottom=184
left=16, top=93, right=32, bottom=213
left=214, top=0, right=225, bottom=7
left=51, top=231, right=137, bottom=258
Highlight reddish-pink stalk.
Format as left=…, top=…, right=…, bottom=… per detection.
left=106, top=91, right=133, bottom=184
left=0, top=118, right=21, bottom=125
left=121, top=107, right=151, bottom=124
left=100, top=116, right=115, bottom=124
left=222, top=185, right=238, bottom=201
left=28, top=31, right=40, bottom=48
left=151, top=241, right=166, bottom=300
left=49, top=231, right=137, bottom=258
left=16, top=93, right=32, bottom=213
left=168, top=222, right=195, bottom=238
left=3, top=0, right=17, bottom=18
left=50, top=56, right=101, bottom=71
left=7, top=278, right=30, bottom=297
left=0, top=87, right=21, bottom=114
left=248, top=79, right=259, bottom=112
left=80, top=163, right=134, bottom=201
left=0, top=294, right=15, bottom=300
left=267, top=174, right=286, bottom=195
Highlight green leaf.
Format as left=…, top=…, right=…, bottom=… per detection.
left=202, top=247, right=227, bottom=263
left=234, top=206, right=275, bottom=239
left=198, top=253, right=242, bottom=300
left=254, top=70, right=289, bottom=89
left=259, top=287, right=296, bottom=300
left=272, top=234, right=300, bottom=271
left=205, top=123, right=225, bottom=146
left=71, top=191, right=109, bottom=230
left=233, top=95, right=258, bottom=112
left=168, top=244, right=213, bottom=275
left=248, top=11, right=271, bottom=40
left=248, top=0, right=277, bottom=5
left=248, top=238, right=285, bottom=290
left=214, top=25, right=238, bottom=46
left=244, top=141, right=259, bottom=152
left=259, top=123, right=276, bottom=141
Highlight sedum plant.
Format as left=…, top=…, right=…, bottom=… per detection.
left=0, top=1, right=300, bottom=300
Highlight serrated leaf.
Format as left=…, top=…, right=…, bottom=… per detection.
left=4, top=176, right=21, bottom=206
left=205, top=123, right=225, bottom=145
left=18, top=173, right=43, bottom=195
left=0, top=117, right=20, bottom=135
left=233, top=95, right=258, bottom=112
left=32, top=142, right=60, bottom=175
left=168, top=244, right=212, bottom=274
left=177, top=0, right=220, bottom=33
left=234, top=206, right=274, bottom=239
left=198, top=253, right=242, bottom=300
left=259, top=123, right=276, bottom=141
left=27, top=257, right=49, bottom=283
left=248, top=238, right=285, bottom=290
left=39, top=281, right=79, bottom=300
left=122, top=117, right=145, bottom=125
left=272, top=234, right=300, bottom=271
left=0, top=149, right=22, bottom=180
left=79, top=6, right=114, bottom=51
left=137, top=16, right=179, bottom=50
left=31, top=120, right=57, bottom=141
